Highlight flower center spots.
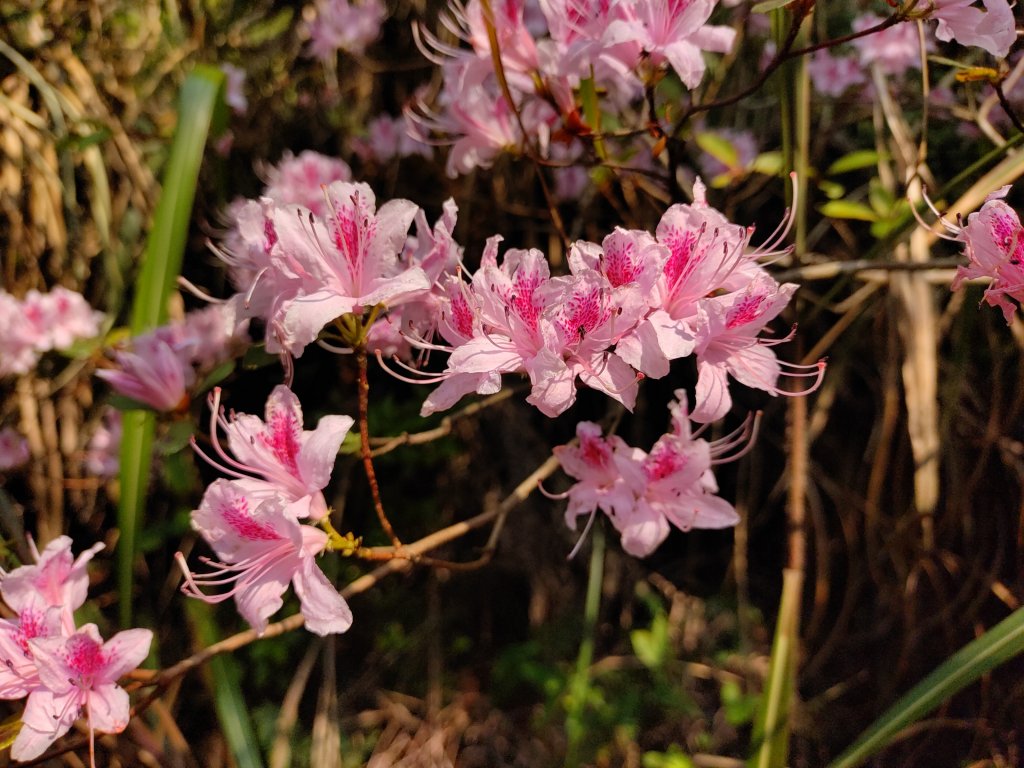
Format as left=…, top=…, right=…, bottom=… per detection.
left=260, top=411, right=302, bottom=476
left=603, top=239, right=640, bottom=287
left=222, top=494, right=281, bottom=541
left=560, top=286, right=605, bottom=341
left=644, top=444, right=686, bottom=482
left=263, top=217, right=278, bottom=253
left=509, top=266, right=545, bottom=330
left=662, top=228, right=700, bottom=292
left=579, top=433, right=611, bottom=469
left=449, top=290, right=475, bottom=338
left=16, top=610, right=46, bottom=655
left=991, top=211, right=1024, bottom=266
left=726, top=292, right=767, bottom=329
left=64, top=634, right=104, bottom=684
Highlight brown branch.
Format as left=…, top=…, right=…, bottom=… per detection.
left=356, top=348, right=402, bottom=549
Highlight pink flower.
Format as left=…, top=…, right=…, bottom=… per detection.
left=193, top=386, right=352, bottom=521
left=808, top=49, right=866, bottom=97
left=850, top=15, right=922, bottom=75
left=0, top=537, right=105, bottom=700
left=552, top=392, right=748, bottom=558
left=0, top=292, right=42, bottom=377
left=179, top=480, right=353, bottom=636
left=23, top=287, right=103, bottom=352
left=306, top=0, right=386, bottom=60
left=0, top=427, right=29, bottom=471
left=95, top=335, right=191, bottom=412
left=220, top=63, right=248, bottom=114
left=84, top=409, right=122, bottom=478
left=261, top=150, right=352, bottom=216
left=11, top=624, right=152, bottom=762
left=927, top=0, right=1016, bottom=58
left=604, top=0, right=737, bottom=88
left=272, top=181, right=429, bottom=356
left=950, top=186, right=1024, bottom=322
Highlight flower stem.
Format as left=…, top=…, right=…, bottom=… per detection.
left=356, top=348, right=403, bottom=549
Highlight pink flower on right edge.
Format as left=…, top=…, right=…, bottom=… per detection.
left=951, top=186, right=1024, bottom=323
left=926, top=0, right=1017, bottom=58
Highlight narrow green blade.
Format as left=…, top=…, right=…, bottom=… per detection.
left=828, top=605, right=1024, bottom=768
left=187, top=602, right=265, bottom=768
left=117, top=65, right=225, bottom=627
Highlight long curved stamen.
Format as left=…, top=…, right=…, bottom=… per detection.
left=566, top=508, right=599, bottom=561
left=771, top=359, right=827, bottom=397
left=317, top=339, right=354, bottom=354
left=710, top=412, right=762, bottom=464
left=244, top=267, right=270, bottom=309
left=399, top=327, right=454, bottom=353
left=537, top=480, right=571, bottom=501
left=177, top=276, right=225, bottom=304
left=189, top=437, right=250, bottom=481
left=374, top=351, right=452, bottom=385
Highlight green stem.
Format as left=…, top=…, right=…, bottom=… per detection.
left=565, top=522, right=606, bottom=767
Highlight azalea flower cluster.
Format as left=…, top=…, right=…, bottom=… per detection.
left=0, top=537, right=152, bottom=763
left=219, top=178, right=461, bottom=361
left=410, top=0, right=737, bottom=176
left=177, top=385, right=354, bottom=636
left=946, top=186, right=1024, bottom=323
left=0, top=287, right=103, bottom=377
left=410, top=179, right=824, bottom=421
left=96, top=302, right=250, bottom=413
left=551, top=392, right=747, bottom=557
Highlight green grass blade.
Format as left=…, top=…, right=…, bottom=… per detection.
left=748, top=568, right=802, bottom=768
left=187, top=602, right=266, bottom=768
left=118, top=65, right=225, bottom=628
left=827, top=605, right=1024, bottom=768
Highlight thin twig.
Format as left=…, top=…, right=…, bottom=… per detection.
left=356, top=349, right=403, bottom=549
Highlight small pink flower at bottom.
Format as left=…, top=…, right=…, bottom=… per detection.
left=95, top=335, right=191, bottom=412
left=179, top=479, right=353, bottom=636
left=11, top=624, right=152, bottom=762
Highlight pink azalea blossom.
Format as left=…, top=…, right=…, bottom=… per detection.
left=23, top=287, right=104, bottom=352
left=604, top=0, right=738, bottom=88
left=260, top=150, right=352, bottom=217
left=11, top=624, right=152, bottom=762
left=179, top=479, right=353, bottom=636
left=0, top=292, right=43, bottom=377
left=949, top=186, right=1024, bottom=322
left=271, top=181, right=429, bottom=355
left=306, top=0, right=386, bottom=60
left=927, top=0, right=1016, bottom=58
left=84, top=409, right=122, bottom=478
left=220, top=63, right=248, bottom=114
left=850, top=14, right=922, bottom=74
left=95, top=334, right=192, bottom=412
left=193, top=385, right=352, bottom=521
left=0, top=536, right=105, bottom=700
left=552, top=392, right=748, bottom=558
left=0, top=427, right=30, bottom=471
left=808, top=49, right=866, bottom=97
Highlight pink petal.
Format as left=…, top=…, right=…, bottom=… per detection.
left=292, top=557, right=354, bottom=636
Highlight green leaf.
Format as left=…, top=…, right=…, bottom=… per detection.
left=819, top=200, right=878, bottom=222
left=748, top=568, right=802, bottom=768
left=828, top=604, right=1024, bottom=768
left=868, top=178, right=896, bottom=217
left=695, top=132, right=740, bottom=169
left=826, top=150, right=881, bottom=176
left=631, top=612, right=669, bottom=670
left=642, top=745, right=696, bottom=768
left=155, top=419, right=195, bottom=456
left=195, top=359, right=236, bottom=395
left=187, top=602, right=265, bottom=768
left=118, top=64, right=225, bottom=629
left=752, top=0, right=796, bottom=12
left=751, top=151, right=784, bottom=177
left=721, top=680, right=758, bottom=726
left=818, top=180, right=846, bottom=200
